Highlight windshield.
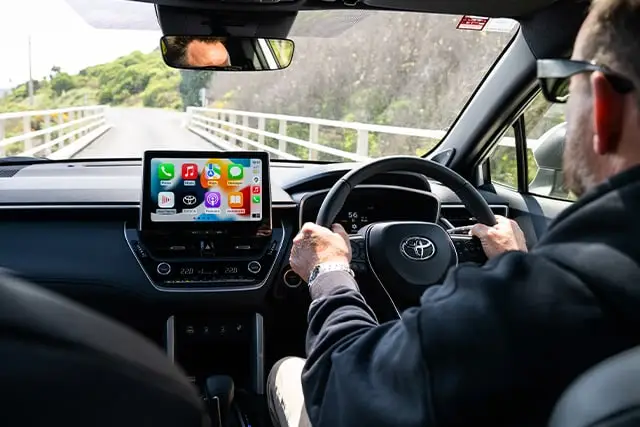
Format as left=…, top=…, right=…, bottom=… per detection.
left=0, top=0, right=518, bottom=162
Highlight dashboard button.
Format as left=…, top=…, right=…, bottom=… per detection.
left=283, top=269, right=302, bottom=288
left=248, top=261, right=262, bottom=274
left=157, top=262, right=172, bottom=276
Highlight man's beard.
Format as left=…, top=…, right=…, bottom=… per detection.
left=564, top=116, right=598, bottom=198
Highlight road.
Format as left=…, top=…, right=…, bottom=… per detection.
left=73, top=107, right=217, bottom=158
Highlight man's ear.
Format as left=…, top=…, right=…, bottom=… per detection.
left=591, top=71, right=624, bottom=155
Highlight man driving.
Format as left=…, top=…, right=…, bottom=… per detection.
left=267, top=0, right=640, bottom=426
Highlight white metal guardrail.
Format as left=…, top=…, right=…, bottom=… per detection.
left=186, top=106, right=539, bottom=161
left=0, top=106, right=111, bottom=159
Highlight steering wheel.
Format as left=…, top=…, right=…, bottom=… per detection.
left=316, top=156, right=496, bottom=301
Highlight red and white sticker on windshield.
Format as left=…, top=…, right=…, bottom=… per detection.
left=457, top=15, right=518, bottom=33
left=457, top=16, right=489, bottom=31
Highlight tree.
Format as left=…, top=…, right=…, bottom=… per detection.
left=50, top=72, right=75, bottom=96
left=179, top=70, right=214, bottom=108
left=50, top=65, right=61, bottom=79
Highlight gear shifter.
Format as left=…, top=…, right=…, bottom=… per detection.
left=204, top=375, right=235, bottom=427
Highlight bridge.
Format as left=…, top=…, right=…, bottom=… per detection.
left=0, top=105, right=534, bottom=161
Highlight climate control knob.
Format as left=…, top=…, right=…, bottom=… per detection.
left=248, top=261, right=262, bottom=274
left=156, top=262, right=172, bottom=276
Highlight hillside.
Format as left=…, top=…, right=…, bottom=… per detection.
left=205, top=12, right=517, bottom=159
left=0, top=11, right=541, bottom=180
left=0, top=49, right=184, bottom=113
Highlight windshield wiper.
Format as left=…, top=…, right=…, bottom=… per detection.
left=0, top=156, right=50, bottom=166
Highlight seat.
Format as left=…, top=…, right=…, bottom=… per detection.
left=549, top=345, right=640, bottom=427
left=0, top=269, right=207, bottom=427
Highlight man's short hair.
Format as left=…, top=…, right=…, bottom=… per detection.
left=163, top=36, right=227, bottom=67
left=581, top=0, right=640, bottom=103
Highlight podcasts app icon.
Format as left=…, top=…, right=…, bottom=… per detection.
left=204, top=192, right=221, bottom=208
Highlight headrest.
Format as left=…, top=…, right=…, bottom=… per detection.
left=550, top=345, right=640, bottom=427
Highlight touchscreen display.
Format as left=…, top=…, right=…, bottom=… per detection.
left=149, top=157, right=265, bottom=223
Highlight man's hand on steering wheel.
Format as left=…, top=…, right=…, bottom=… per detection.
left=471, top=215, right=528, bottom=259
left=290, top=223, right=352, bottom=282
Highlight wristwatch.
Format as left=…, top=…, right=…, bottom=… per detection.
left=308, top=262, right=355, bottom=285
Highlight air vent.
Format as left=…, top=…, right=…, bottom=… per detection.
left=440, top=205, right=509, bottom=227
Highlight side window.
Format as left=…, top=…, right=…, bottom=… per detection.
left=488, top=91, right=574, bottom=200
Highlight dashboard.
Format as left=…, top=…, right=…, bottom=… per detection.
left=0, top=155, right=511, bottom=311
left=298, top=186, right=440, bottom=233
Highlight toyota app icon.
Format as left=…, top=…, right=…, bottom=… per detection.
left=182, top=194, right=198, bottom=207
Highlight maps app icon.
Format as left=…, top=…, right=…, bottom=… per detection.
left=205, top=163, right=221, bottom=180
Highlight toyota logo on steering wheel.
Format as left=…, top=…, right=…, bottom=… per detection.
left=400, top=236, right=436, bottom=261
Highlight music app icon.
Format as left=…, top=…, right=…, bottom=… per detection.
left=182, top=163, right=198, bottom=180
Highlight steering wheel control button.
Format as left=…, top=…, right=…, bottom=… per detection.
left=248, top=261, right=262, bottom=274
left=351, top=262, right=367, bottom=274
left=350, top=237, right=366, bottom=262
left=283, top=269, right=302, bottom=288
left=351, top=243, right=361, bottom=260
left=156, top=262, right=172, bottom=276
left=452, top=236, right=487, bottom=264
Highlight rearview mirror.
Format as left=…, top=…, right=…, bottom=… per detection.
left=160, top=36, right=295, bottom=71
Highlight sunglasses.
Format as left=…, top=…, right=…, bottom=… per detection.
left=537, top=59, right=634, bottom=103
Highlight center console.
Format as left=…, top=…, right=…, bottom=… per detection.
left=125, top=150, right=284, bottom=292
left=125, top=150, right=282, bottom=426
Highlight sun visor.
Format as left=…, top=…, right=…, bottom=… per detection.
left=361, top=0, right=560, bottom=18
left=63, top=0, right=374, bottom=37
left=64, top=0, right=160, bottom=31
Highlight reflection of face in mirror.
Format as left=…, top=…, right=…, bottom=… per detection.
left=185, top=39, right=230, bottom=67
left=162, top=36, right=232, bottom=68
left=161, top=36, right=295, bottom=71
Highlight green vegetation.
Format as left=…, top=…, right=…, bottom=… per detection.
left=0, top=12, right=568, bottom=200
left=0, top=49, right=213, bottom=156
left=0, top=49, right=212, bottom=113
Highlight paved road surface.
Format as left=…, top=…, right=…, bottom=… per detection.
left=73, top=107, right=216, bottom=158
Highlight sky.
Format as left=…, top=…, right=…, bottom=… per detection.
left=0, top=0, right=161, bottom=88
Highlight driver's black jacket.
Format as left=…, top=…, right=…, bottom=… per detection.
left=302, top=165, right=640, bottom=427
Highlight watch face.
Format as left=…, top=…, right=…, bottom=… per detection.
left=309, top=266, right=320, bottom=283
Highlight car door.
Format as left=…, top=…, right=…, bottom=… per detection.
left=481, top=90, right=574, bottom=247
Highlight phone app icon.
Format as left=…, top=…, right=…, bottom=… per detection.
left=205, top=163, right=221, bottom=180
left=251, top=185, right=261, bottom=194
left=158, top=163, right=175, bottom=180
left=158, top=192, right=175, bottom=208
left=228, top=164, right=244, bottom=181
left=182, top=163, right=198, bottom=180
left=229, top=192, right=244, bottom=208
left=204, top=192, right=221, bottom=208
left=251, top=195, right=261, bottom=204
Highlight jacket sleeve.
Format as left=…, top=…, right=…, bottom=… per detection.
left=301, top=252, right=607, bottom=427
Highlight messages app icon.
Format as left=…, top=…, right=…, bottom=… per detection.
left=228, top=164, right=244, bottom=180
left=158, top=163, right=175, bottom=180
